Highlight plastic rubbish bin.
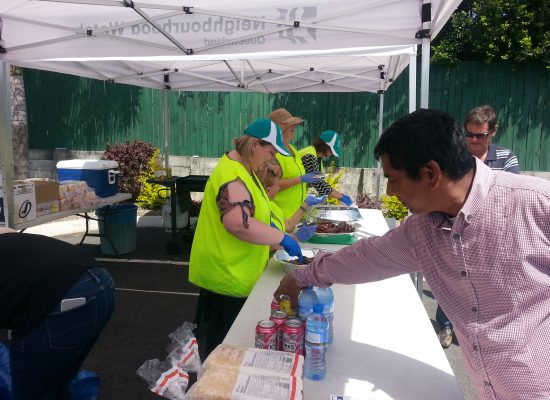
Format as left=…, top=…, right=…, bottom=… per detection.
left=96, top=204, right=137, bottom=255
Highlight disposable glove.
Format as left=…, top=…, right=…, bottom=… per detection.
left=279, top=234, right=303, bottom=263
left=294, top=224, right=318, bottom=242
left=340, top=194, right=353, bottom=206
left=300, top=171, right=324, bottom=184
left=305, top=195, right=327, bottom=207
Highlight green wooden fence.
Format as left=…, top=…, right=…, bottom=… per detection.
left=23, top=61, right=550, bottom=171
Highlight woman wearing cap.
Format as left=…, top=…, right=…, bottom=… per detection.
left=298, top=130, right=353, bottom=206
left=256, top=159, right=325, bottom=241
left=268, top=108, right=324, bottom=218
left=189, top=119, right=302, bottom=357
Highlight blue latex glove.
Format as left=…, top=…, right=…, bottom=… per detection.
left=305, top=195, right=327, bottom=207
left=340, top=194, right=353, bottom=206
left=280, top=234, right=303, bottom=263
left=295, top=224, right=318, bottom=242
left=300, top=171, right=324, bottom=184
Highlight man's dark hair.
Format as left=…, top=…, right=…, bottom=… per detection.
left=374, top=109, right=475, bottom=181
left=464, top=105, right=497, bottom=131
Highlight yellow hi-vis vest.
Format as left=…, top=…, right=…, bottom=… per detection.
left=274, top=144, right=306, bottom=218
left=189, top=154, right=271, bottom=297
left=270, top=201, right=286, bottom=232
left=298, top=145, right=325, bottom=172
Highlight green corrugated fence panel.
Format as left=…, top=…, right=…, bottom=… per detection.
left=23, top=62, right=550, bottom=171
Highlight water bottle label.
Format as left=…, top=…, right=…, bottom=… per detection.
left=306, top=330, right=328, bottom=344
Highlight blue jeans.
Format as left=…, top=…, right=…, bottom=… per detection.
left=436, top=304, right=452, bottom=330
left=8, top=267, right=115, bottom=400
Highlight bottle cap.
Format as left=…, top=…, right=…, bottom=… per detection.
left=313, top=303, right=323, bottom=313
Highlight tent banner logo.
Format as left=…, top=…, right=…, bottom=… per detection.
left=79, top=6, right=317, bottom=49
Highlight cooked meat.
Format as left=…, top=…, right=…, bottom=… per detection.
left=316, top=222, right=355, bottom=233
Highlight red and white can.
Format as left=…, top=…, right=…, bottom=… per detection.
left=269, top=310, right=287, bottom=350
left=255, top=320, right=277, bottom=350
left=283, top=318, right=304, bottom=355
left=271, top=298, right=280, bottom=313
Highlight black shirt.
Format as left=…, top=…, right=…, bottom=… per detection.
left=0, top=233, right=97, bottom=337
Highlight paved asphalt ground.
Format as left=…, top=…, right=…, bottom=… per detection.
left=41, top=223, right=475, bottom=399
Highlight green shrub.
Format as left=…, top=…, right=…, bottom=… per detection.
left=136, top=148, right=167, bottom=210
left=380, top=195, right=408, bottom=220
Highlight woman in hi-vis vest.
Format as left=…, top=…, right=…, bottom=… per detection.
left=297, top=130, right=353, bottom=206
left=268, top=108, right=324, bottom=218
left=189, top=119, right=302, bottom=358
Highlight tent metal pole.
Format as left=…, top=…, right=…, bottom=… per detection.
left=0, top=62, right=15, bottom=228
left=374, top=90, right=384, bottom=208
left=163, top=90, right=170, bottom=171
left=409, top=53, right=417, bottom=113
left=420, top=38, right=430, bottom=108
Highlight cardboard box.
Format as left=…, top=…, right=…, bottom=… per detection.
left=26, top=179, right=60, bottom=204
left=0, top=176, right=36, bottom=225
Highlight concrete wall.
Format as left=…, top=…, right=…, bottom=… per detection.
left=29, top=149, right=550, bottom=202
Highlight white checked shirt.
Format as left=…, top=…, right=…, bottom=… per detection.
left=295, top=159, right=550, bottom=400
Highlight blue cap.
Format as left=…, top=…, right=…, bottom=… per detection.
left=313, top=303, right=323, bottom=313
left=244, top=119, right=290, bottom=156
left=320, top=130, right=342, bottom=157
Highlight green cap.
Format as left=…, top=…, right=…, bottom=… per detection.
left=244, top=119, right=290, bottom=156
left=320, top=130, right=342, bottom=157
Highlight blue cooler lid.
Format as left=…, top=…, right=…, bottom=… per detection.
left=56, top=159, right=119, bottom=170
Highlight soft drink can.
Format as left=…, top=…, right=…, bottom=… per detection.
left=255, top=320, right=277, bottom=350
left=278, top=295, right=297, bottom=317
left=269, top=310, right=287, bottom=350
left=271, top=298, right=280, bottom=313
left=283, top=318, right=304, bottom=354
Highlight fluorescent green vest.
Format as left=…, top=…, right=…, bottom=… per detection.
left=298, top=145, right=325, bottom=172
left=274, top=144, right=306, bottom=217
left=270, top=201, right=286, bottom=232
left=189, top=155, right=271, bottom=297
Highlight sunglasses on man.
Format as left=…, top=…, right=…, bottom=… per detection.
left=464, top=128, right=495, bottom=140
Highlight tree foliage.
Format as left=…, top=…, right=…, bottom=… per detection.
left=432, top=0, right=550, bottom=65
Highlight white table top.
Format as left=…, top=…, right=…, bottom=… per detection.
left=15, top=192, right=131, bottom=230
left=224, top=209, right=463, bottom=400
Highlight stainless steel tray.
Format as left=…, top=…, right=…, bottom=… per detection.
left=305, top=205, right=362, bottom=224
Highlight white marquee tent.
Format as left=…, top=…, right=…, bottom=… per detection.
left=0, top=0, right=461, bottom=233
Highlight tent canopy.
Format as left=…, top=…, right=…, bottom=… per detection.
left=1, top=0, right=460, bottom=93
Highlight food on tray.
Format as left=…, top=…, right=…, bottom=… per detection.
left=186, top=366, right=303, bottom=400
left=316, top=221, right=355, bottom=233
left=287, top=256, right=313, bottom=265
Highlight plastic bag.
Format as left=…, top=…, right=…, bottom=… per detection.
left=137, top=322, right=201, bottom=399
left=137, top=359, right=189, bottom=400
left=166, top=322, right=201, bottom=373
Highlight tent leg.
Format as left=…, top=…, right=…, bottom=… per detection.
left=163, top=89, right=170, bottom=171
left=374, top=91, right=385, bottom=208
left=0, top=62, right=15, bottom=228
left=420, top=38, right=430, bottom=109
left=409, top=53, right=417, bottom=113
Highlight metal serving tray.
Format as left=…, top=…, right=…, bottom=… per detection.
left=305, top=205, right=362, bottom=224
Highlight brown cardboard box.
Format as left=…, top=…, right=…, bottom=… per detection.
left=27, top=179, right=60, bottom=204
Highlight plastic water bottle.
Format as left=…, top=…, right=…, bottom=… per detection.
left=304, top=303, right=329, bottom=380
left=297, top=286, right=318, bottom=321
left=314, top=287, right=334, bottom=344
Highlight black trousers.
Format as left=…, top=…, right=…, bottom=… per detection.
left=194, top=288, right=246, bottom=359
